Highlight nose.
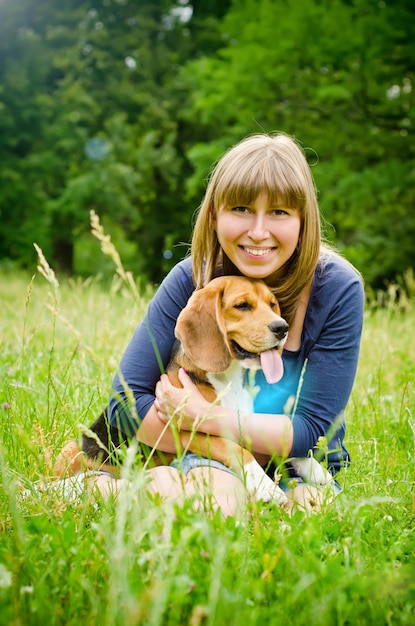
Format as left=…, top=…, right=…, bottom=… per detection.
left=268, top=320, right=289, bottom=341
left=248, top=214, right=269, bottom=241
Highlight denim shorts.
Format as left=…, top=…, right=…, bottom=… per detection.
left=170, top=453, right=341, bottom=494
left=170, top=453, right=237, bottom=477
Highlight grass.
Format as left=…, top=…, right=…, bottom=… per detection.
left=0, top=263, right=415, bottom=625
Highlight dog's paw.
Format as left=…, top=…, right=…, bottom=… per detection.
left=244, top=460, right=288, bottom=506
left=53, top=440, right=86, bottom=478
left=288, top=457, right=332, bottom=485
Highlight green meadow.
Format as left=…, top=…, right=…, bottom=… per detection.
left=0, top=264, right=414, bottom=625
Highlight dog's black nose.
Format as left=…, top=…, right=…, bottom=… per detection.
left=268, top=320, right=289, bottom=341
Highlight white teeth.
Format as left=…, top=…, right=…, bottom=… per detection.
left=243, top=247, right=271, bottom=257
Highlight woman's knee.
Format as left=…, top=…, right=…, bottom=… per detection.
left=286, top=483, right=335, bottom=513
left=146, top=466, right=186, bottom=498
left=187, top=467, right=247, bottom=516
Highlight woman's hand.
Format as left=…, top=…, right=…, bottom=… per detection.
left=154, top=369, right=294, bottom=458
left=154, top=368, right=213, bottom=431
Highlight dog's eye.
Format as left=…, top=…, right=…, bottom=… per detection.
left=234, top=302, right=252, bottom=311
left=270, top=301, right=277, bottom=310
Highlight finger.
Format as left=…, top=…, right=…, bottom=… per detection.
left=155, top=377, right=168, bottom=399
left=159, top=373, right=170, bottom=385
left=178, top=367, right=194, bottom=388
left=154, top=399, right=168, bottom=423
left=157, top=410, right=169, bottom=423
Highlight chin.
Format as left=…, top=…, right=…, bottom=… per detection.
left=240, top=267, right=276, bottom=280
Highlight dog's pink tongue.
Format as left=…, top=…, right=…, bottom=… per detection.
left=260, top=349, right=284, bottom=384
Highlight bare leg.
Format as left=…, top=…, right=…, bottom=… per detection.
left=146, top=466, right=246, bottom=517
left=284, top=483, right=335, bottom=514
left=37, top=466, right=246, bottom=517
left=186, top=467, right=247, bottom=517
left=86, top=467, right=189, bottom=502
left=92, top=473, right=121, bottom=498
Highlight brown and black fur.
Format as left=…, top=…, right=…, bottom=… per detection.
left=52, top=276, right=288, bottom=487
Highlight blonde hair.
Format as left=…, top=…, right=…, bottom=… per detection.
left=191, top=133, right=323, bottom=325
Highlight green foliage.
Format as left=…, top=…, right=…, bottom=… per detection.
left=0, top=0, right=200, bottom=279
left=0, top=267, right=415, bottom=624
left=0, top=0, right=414, bottom=286
left=181, top=0, right=415, bottom=287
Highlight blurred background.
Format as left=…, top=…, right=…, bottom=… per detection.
left=0, top=0, right=413, bottom=289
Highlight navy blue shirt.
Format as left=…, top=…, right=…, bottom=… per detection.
left=109, top=253, right=364, bottom=473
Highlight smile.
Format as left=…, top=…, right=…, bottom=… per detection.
left=242, top=247, right=274, bottom=257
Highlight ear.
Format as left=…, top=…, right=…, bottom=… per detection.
left=175, top=284, right=231, bottom=373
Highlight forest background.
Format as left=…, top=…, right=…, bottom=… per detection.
left=0, top=0, right=414, bottom=289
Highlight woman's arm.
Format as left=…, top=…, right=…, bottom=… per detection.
left=136, top=403, right=185, bottom=453
left=108, top=258, right=195, bottom=440
left=153, top=368, right=294, bottom=459
left=153, top=257, right=365, bottom=470
left=289, top=266, right=365, bottom=463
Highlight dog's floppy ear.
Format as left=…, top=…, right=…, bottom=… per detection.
left=175, top=282, right=231, bottom=373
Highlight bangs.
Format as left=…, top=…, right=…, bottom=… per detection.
left=192, top=132, right=321, bottom=314
left=212, top=148, right=307, bottom=212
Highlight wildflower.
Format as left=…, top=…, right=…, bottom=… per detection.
left=2, top=402, right=9, bottom=410
left=0, top=564, right=12, bottom=589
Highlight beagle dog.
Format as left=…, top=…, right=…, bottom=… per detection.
left=53, top=276, right=331, bottom=505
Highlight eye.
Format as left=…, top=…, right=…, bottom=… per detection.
left=234, top=301, right=252, bottom=311
left=270, top=301, right=277, bottom=310
left=270, top=208, right=289, bottom=216
left=231, top=205, right=250, bottom=213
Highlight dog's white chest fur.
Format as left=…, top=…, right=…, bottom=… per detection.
left=207, top=361, right=254, bottom=413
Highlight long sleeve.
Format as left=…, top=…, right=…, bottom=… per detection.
left=254, top=254, right=365, bottom=472
left=108, top=258, right=195, bottom=436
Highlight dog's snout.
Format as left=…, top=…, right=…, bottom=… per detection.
left=268, top=320, right=289, bottom=341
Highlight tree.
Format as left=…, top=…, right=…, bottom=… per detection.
left=0, top=0, right=221, bottom=280
left=180, top=0, right=415, bottom=286
left=1, top=0, right=414, bottom=286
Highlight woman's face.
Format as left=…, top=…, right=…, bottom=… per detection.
left=213, top=192, right=301, bottom=280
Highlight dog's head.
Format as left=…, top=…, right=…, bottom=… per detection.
left=175, top=276, right=289, bottom=383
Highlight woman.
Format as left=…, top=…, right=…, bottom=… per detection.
left=91, top=133, right=364, bottom=515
